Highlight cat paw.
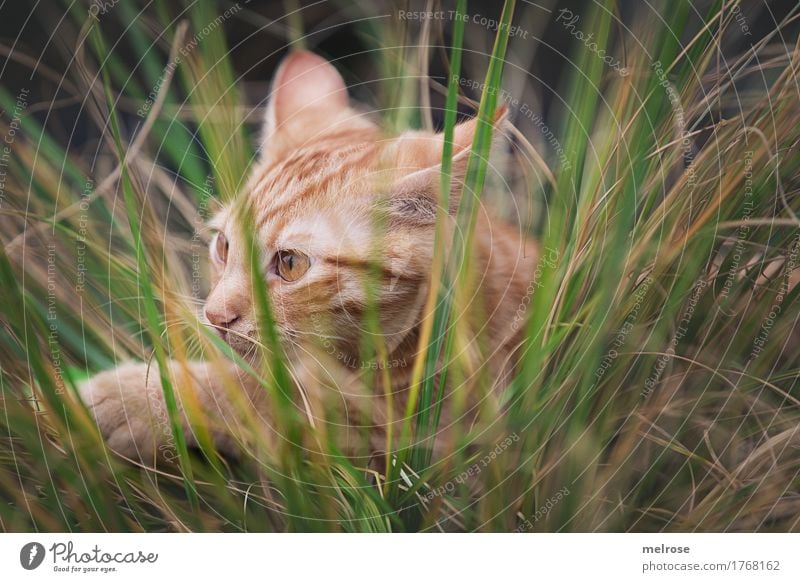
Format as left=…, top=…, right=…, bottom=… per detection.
left=78, top=363, right=162, bottom=460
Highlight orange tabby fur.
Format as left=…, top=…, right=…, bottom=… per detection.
left=80, top=51, right=538, bottom=463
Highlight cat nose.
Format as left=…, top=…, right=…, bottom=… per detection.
left=204, top=306, right=239, bottom=329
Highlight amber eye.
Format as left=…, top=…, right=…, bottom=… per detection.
left=213, top=232, right=229, bottom=264
left=275, top=250, right=310, bottom=282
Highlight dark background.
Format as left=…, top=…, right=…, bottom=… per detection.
left=1, top=0, right=797, bottom=149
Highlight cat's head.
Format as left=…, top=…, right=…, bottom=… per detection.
left=203, top=51, right=503, bottom=360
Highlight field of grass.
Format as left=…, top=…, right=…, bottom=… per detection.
left=1, top=0, right=799, bottom=532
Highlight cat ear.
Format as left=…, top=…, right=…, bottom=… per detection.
left=388, top=107, right=510, bottom=224
left=260, top=51, right=353, bottom=159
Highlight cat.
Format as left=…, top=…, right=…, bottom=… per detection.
left=79, top=50, right=539, bottom=464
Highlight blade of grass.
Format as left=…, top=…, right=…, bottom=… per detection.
left=88, top=18, right=199, bottom=513
left=409, top=0, right=517, bottom=475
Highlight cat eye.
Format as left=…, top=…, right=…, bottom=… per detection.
left=275, top=250, right=310, bottom=282
left=213, top=232, right=229, bottom=264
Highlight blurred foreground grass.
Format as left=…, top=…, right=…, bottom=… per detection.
left=0, top=0, right=799, bottom=531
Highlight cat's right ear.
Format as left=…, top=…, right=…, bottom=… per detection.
left=260, top=51, right=356, bottom=160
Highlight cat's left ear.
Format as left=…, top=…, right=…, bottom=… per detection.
left=260, top=51, right=365, bottom=159
left=388, top=107, right=510, bottom=223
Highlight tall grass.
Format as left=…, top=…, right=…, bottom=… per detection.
left=1, top=0, right=799, bottom=532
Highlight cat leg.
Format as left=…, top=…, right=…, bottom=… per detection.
left=79, top=359, right=260, bottom=463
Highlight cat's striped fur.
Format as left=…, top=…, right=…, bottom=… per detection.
left=80, top=51, right=538, bottom=462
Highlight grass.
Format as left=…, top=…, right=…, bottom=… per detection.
left=1, top=0, right=799, bottom=532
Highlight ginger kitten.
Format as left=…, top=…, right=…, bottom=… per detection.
left=80, top=51, right=538, bottom=463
